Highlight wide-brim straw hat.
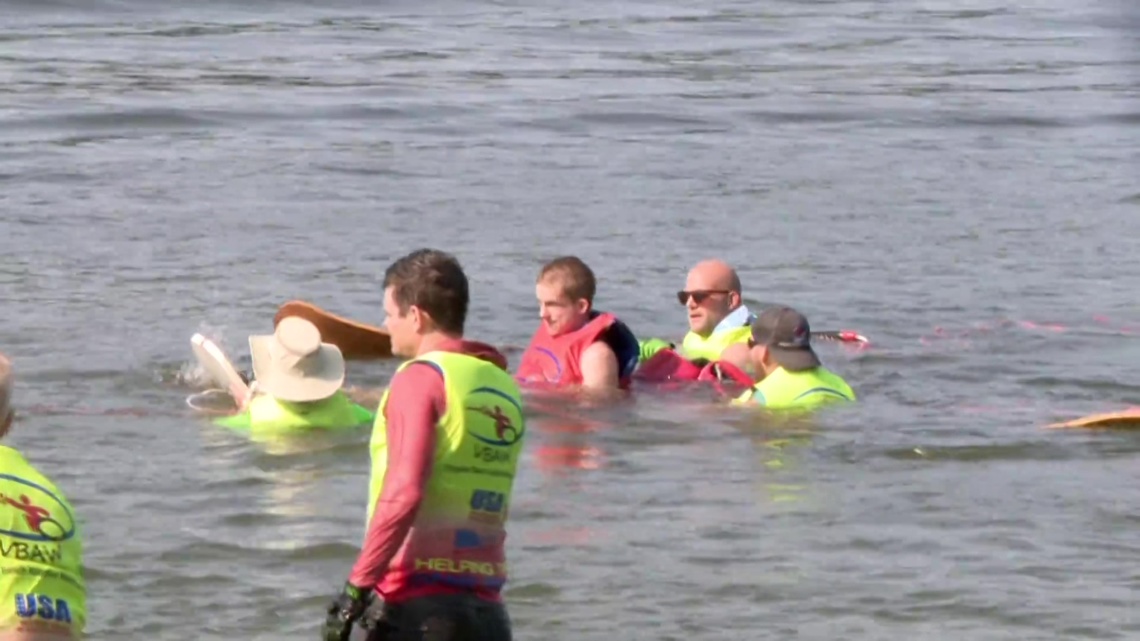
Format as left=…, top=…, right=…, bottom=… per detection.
left=249, top=316, right=345, bottom=402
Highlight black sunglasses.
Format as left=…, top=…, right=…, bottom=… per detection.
left=676, top=289, right=731, bottom=305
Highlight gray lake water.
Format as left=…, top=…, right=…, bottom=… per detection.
left=2, top=0, right=1139, bottom=639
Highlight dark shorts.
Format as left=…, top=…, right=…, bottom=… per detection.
left=363, top=594, right=512, bottom=641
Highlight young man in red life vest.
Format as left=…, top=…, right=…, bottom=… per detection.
left=514, top=256, right=641, bottom=391
left=322, top=248, right=524, bottom=641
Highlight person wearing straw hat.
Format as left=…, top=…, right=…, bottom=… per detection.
left=731, top=306, right=856, bottom=411
left=213, top=317, right=374, bottom=433
left=0, top=352, right=88, bottom=641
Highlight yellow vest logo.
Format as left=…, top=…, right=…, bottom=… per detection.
left=465, top=386, right=525, bottom=447
left=0, top=475, right=76, bottom=543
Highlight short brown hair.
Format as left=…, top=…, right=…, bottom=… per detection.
left=0, top=354, right=12, bottom=438
left=383, top=248, right=469, bottom=335
left=538, top=256, right=596, bottom=305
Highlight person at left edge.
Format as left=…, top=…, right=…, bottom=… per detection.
left=0, top=352, right=87, bottom=641
left=322, top=248, right=523, bottom=641
left=213, top=317, right=374, bottom=434
left=515, top=256, right=640, bottom=391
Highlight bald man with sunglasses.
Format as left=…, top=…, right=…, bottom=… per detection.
left=638, top=259, right=756, bottom=372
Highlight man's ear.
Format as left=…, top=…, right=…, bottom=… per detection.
left=408, top=305, right=423, bottom=332
left=575, top=299, right=590, bottom=315
left=409, top=305, right=435, bottom=333
left=757, top=345, right=771, bottom=365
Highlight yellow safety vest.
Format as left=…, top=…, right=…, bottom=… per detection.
left=679, top=325, right=752, bottom=363
left=213, top=390, right=374, bottom=434
left=733, top=366, right=856, bottom=411
left=0, top=445, right=85, bottom=639
left=368, top=351, right=526, bottom=593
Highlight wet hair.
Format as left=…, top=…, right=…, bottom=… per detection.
left=383, top=248, right=469, bottom=335
left=538, top=256, right=596, bottom=305
left=0, top=355, right=12, bottom=436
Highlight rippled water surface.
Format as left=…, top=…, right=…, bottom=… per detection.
left=2, top=0, right=1139, bottom=639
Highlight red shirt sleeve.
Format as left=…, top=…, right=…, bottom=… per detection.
left=348, top=362, right=447, bottom=589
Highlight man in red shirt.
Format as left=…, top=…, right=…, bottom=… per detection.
left=323, top=249, right=524, bottom=641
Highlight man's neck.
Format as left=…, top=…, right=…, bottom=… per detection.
left=554, top=314, right=593, bottom=337
left=752, top=361, right=779, bottom=381
left=415, top=332, right=463, bottom=356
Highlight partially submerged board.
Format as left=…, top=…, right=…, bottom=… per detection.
left=274, top=300, right=392, bottom=360
left=1046, top=407, right=1140, bottom=430
left=190, top=333, right=250, bottom=401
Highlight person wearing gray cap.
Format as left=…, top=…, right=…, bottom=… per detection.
left=732, top=306, right=856, bottom=411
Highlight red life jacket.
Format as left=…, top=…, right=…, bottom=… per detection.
left=516, top=312, right=635, bottom=389
left=633, top=348, right=755, bottom=395
left=632, top=348, right=704, bottom=382
left=696, top=359, right=755, bottom=395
